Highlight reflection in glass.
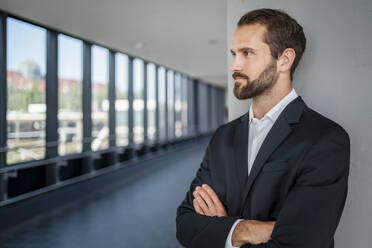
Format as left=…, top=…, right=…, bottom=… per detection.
left=158, top=67, right=166, bottom=141
left=58, top=34, right=83, bottom=155
left=174, top=73, right=182, bottom=137
left=133, top=58, right=144, bottom=144
left=147, top=63, right=156, bottom=141
left=6, top=18, right=46, bottom=164
left=91, top=45, right=109, bottom=151
left=167, top=70, right=174, bottom=140
left=115, top=53, right=129, bottom=146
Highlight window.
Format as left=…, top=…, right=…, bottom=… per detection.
left=198, top=82, right=208, bottom=133
left=181, top=75, right=188, bottom=137
left=115, top=53, right=129, bottom=146
left=147, top=63, right=156, bottom=141
left=167, top=70, right=174, bottom=139
left=133, top=58, right=144, bottom=144
left=91, top=45, right=109, bottom=151
left=211, top=87, right=218, bottom=130
left=58, top=34, right=83, bottom=155
left=157, top=67, right=166, bottom=141
left=7, top=18, right=46, bottom=164
left=174, top=73, right=182, bottom=137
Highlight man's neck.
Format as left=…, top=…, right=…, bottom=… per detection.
left=251, top=78, right=292, bottom=120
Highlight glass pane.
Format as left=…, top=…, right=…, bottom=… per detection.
left=147, top=63, right=156, bottom=141
left=58, top=34, right=83, bottom=155
left=7, top=18, right=46, bottom=164
left=91, top=45, right=109, bottom=151
left=211, top=87, right=218, bottom=130
left=133, top=59, right=144, bottom=144
left=198, top=83, right=208, bottom=133
left=174, top=73, right=182, bottom=137
left=158, top=67, right=166, bottom=141
left=167, top=70, right=174, bottom=140
left=115, top=53, right=129, bottom=146
left=181, top=75, right=188, bottom=136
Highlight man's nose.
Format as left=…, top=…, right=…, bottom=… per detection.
left=230, top=57, right=243, bottom=72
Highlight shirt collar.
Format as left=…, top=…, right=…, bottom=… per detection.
left=249, top=88, right=298, bottom=124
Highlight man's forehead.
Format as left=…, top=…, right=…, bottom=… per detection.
left=230, top=24, right=267, bottom=50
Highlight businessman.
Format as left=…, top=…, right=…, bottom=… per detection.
left=176, top=8, right=350, bottom=248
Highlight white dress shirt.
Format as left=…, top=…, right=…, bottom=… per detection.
left=225, top=88, right=298, bottom=248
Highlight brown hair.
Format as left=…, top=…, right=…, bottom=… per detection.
left=238, top=8, right=306, bottom=80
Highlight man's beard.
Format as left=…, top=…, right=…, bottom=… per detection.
left=233, top=60, right=279, bottom=100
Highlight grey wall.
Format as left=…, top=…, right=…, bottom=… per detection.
left=227, top=0, right=372, bottom=246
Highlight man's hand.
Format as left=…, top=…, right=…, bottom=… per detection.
left=192, top=184, right=275, bottom=246
left=232, top=219, right=276, bottom=246
left=192, top=184, right=228, bottom=217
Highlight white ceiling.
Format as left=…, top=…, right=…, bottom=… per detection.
left=0, top=0, right=229, bottom=88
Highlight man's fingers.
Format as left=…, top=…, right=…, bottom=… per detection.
left=196, top=187, right=217, bottom=214
left=193, top=199, right=204, bottom=215
left=202, top=184, right=223, bottom=207
left=192, top=184, right=228, bottom=217
left=200, top=184, right=228, bottom=217
left=193, top=190, right=211, bottom=215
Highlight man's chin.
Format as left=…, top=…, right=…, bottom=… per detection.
left=233, top=91, right=251, bottom=100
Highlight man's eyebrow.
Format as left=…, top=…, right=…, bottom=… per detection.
left=230, top=47, right=256, bottom=53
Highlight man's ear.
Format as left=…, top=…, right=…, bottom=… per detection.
left=277, top=48, right=296, bottom=74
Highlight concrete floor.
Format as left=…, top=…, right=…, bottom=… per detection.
left=0, top=138, right=209, bottom=248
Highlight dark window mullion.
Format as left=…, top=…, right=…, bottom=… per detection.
left=143, top=62, right=148, bottom=143
left=45, top=29, right=59, bottom=185
left=193, top=79, right=199, bottom=135
left=187, top=77, right=194, bottom=136
left=128, top=56, right=134, bottom=146
left=82, top=41, right=92, bottom=153
left=155, top=65, right=159, bottom=143
left=108, top=50, right=116, bottom=147
left=82, top=41, right=93, bottom=173
left=0, top=12, right=8, bottom=201
left=165, top=69, right=168, bottom=142
left=173, top=72, right=176, bottom=139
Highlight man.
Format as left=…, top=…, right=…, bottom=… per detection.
left=176, top=8, right=350, bottom=248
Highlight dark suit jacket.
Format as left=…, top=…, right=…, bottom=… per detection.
left=176, top=96, right=350, bottom=248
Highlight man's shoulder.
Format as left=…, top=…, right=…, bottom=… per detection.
left=207, top=112, right=247, bottom=145
left=215, top=112, right=247, bottom=133
left=300, top=106, right=349, bottom=142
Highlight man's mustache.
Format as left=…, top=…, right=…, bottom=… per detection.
left=232, top=72, right=249, bottom=80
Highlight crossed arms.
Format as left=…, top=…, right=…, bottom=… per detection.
left=193, top=183, right=275, bottom=246
left=176, top=126, right=350, bottom=248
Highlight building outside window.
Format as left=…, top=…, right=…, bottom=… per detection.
left=146, top=63, right=156, bottom=141
left=133, top=58, right=144, bottom=144
left=6, top=18, right=46, bottom=164
left=91, top=45, right=109, bottom=151
left=157, top=67, right=166, bottom=142
left=115, top=53, right=129, bottom=147
left=167, top=70, right=174, bottom=140
left=58, top=34, right=83, bottom=155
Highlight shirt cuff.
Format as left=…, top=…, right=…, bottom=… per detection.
left=225, top=218, right=244, bottom=248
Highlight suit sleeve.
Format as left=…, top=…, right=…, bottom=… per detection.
left=226, top=219, right=244, bottom=248
left=176, top=128, right=241, bottom=248
left=244, top=125, right=351, bottom=248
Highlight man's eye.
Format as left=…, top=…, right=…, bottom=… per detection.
left=244, top=51, right=253, bottom=56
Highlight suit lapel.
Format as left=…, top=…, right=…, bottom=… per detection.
left=233, top=111, right=249, bottom=194
left=238, top=96, right=307, bottom=214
